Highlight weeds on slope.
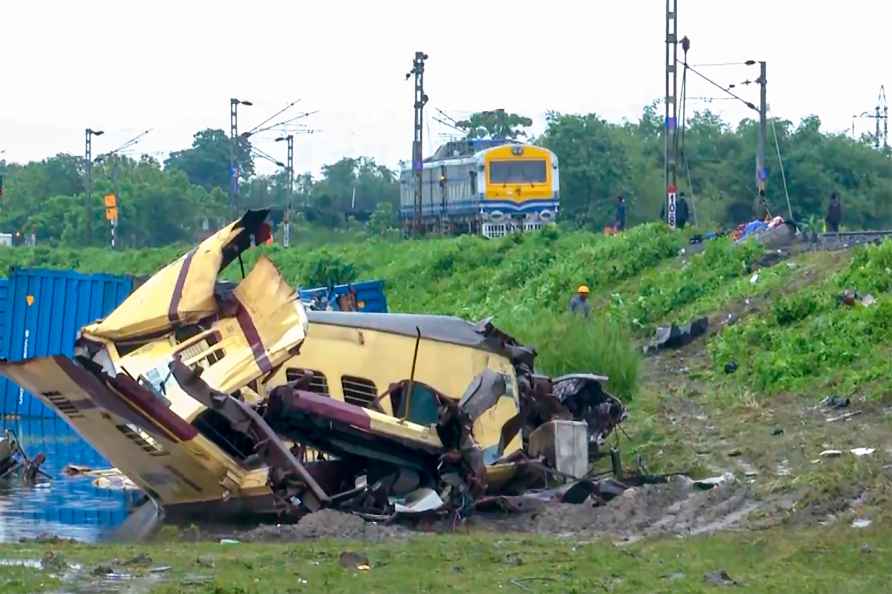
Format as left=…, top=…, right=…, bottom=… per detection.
left=501, top=312, right=640, bottom=400
left=710, top=240, right=892, bottom=398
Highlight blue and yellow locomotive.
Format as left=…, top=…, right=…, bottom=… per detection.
left=399, top=139, right=559, bottom=237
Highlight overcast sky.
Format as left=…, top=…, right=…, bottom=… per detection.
left=1, top=1, right=888, bottom=177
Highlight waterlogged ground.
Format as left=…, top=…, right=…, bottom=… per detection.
left=0, top=416, right=139, bottom=543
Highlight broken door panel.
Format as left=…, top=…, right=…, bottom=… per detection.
left=84, top=210, right=270, bottom=341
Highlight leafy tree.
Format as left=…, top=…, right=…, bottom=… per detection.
left=456, top=109, right=532, bottom=139
left=301, top=250, right=357, bottom=287
left=164, top=129, right=254, bottom=191
left=538, top=112, right=631, bottom=228
left=367, top=202, right=397, bottom=236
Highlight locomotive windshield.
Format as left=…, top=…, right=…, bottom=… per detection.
left=490, top=160, right=547, bottom=183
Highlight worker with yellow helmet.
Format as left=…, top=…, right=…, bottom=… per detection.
left=569, top=284, right=591, bottom=317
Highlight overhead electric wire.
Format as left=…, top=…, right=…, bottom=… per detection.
left=249, top=111, right=318, bottom=137
left=433, top=116, right=463, bottom=133
left=690, top=61, right=752, bottom=67
left=251, top=146, right=284, bottom=168
left=435, top=108, right=459, bottom=125
left=244, top=99, right=301, bottom=135
left=680, top=61, right=758, bottom=112
left=97, top=129, right=152, bottom=159
left=771, top=119, right=794, bottom=220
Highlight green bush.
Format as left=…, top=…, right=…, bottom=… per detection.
left=773, top=293, right=821, bottom=326
left=299, top=250, right=357, bottom=288
left=501, top=312, right=640, bottom=400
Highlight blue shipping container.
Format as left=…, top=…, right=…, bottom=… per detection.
left=0, top=279, right=8, bottom=360
left=0, top=268, right=133, bottom=418
left=299, top=280, right=388, bottom=313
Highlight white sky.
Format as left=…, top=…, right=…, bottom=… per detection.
left=1, top=1, right=888, bottom=177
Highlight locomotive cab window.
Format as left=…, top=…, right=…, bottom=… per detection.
left=490, top=160, right=547, bottom=184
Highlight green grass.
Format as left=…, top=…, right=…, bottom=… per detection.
left=4, top=229, right=892, bottom=403
left=710, top=241, right=892, bottom=398
left=2, top=526, right=891, bottom=593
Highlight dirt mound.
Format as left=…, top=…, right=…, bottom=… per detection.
left=227, top=477, right=762, bottom=542
left=468, top=476, right=758, bottom=539
left=239, top=509, right=412, bottom=542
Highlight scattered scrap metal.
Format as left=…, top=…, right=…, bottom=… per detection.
left=0, top=430, right=48, bottom=483
left=644, top=317, right=709, bottom=354
left=0, top=210, right=632, bottom=526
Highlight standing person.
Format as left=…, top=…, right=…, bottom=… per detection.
left=676, top=192, right=690, bottom=229
left=569, top=285, right=591, bottom=317
left=614, top=195, right=627, bottom=232
left=826, top=192, right=842, bottom=233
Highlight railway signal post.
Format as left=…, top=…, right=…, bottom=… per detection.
left=407, top=51, right=429, bottom=237
left=664, top=0, right=679, bottom=228
left=84, top=128, right=104, bottom=244
left=756, top=61, right=768, bottom=194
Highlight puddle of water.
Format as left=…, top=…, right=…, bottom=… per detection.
left=0, top=416, right=142, bottom=543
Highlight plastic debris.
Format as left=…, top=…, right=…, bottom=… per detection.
left=851, top=518, right=872, bottom=529
left=819, top=450, right=843, bottom=458
left=339, top=551, right=370, bottom=571
left=861, top=294, right=876, bottom=307
left=850, top=448, right=875, bottom=457
left=819, top=395, right=850, bottom=409
left=645, top=317, right=709, bottom=353
left=693, top=472, right=734, bottom=490
left=219, top=539, right=240, bottom=545
left=750, top=273, right=759, bottom=284
left=827, top=411, right=863, bottom=423
left=704, top=569, right=738, bottom=586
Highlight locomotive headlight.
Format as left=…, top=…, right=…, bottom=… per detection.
left=511, top=146, right=524, bottom=156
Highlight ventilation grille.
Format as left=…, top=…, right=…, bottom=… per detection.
left=43, top=391, right=83, bottom=419
left=116, top=424, right=168, bottom=457
left=286, top=368, right=329, bottom=394
left=341, top=376, right=378, bottom=408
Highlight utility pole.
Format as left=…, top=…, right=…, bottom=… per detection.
left=756, top=61, right=768, bottom=194
left=276, top=135, right=294, bottom=247
left=229, top=98, right=253, bottom=216
left=84, top=128, right=104, bottom=244
left=664, top=0, right=678, bottom=227
left=407, top=51, right=429, bottom=237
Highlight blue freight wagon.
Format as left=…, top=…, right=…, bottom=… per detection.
left=299, top=280, right=388, bottom=313
left=0, top=268, right=134, bottom=418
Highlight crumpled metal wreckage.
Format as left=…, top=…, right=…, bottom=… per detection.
left=0, top=210, right=628, bottom=524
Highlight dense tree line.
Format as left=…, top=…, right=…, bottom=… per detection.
left=537, top=106, right=892, bottom=230
left=1, top=106, right=890, bottom=247
left=0, top=130, right=399, bottom=247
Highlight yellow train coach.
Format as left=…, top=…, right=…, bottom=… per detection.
left=399, top=140, right=559, bottom=238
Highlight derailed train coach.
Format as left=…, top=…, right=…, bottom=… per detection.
left=0, top=210, right=624, bottom=521
left=399, top=140, right=560, bottom=239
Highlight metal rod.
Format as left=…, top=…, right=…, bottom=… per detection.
left=403, top=326, right=422, bottom=420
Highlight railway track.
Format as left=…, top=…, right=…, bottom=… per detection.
left=818, top=230, right=892, bottom=248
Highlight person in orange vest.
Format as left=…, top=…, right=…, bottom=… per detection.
left=568, top=285, right=592, bottom=317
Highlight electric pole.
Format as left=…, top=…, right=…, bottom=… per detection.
left=664, top=0, right=679, bottom=227
left=230, top=98, right=253, bottom=216
left=84, top=128, right=104, bottom=244
left=756, top=61, right=768, bottom=194
left=407, top=51, right=429, bottom=237
left=276, top=135, right=294, bottom=247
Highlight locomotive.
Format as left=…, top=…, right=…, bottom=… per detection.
left=399, top=139, right=559, bottom=238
